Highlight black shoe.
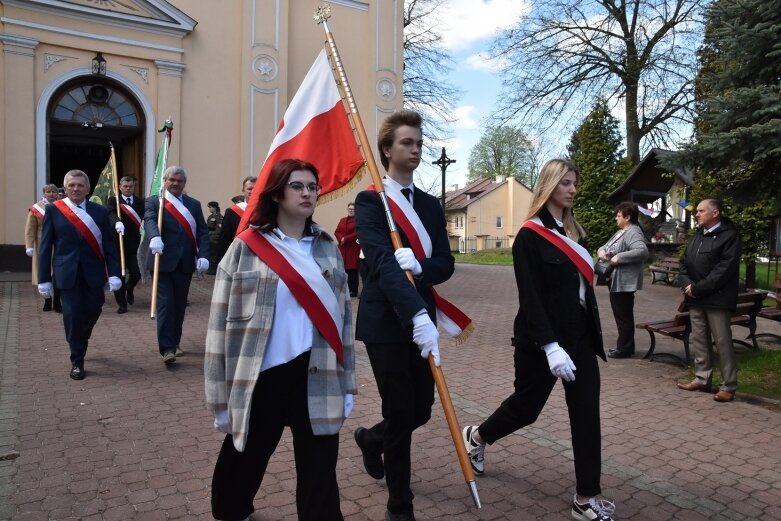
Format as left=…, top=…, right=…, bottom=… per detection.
left=54, top=304, right=63, bottom=313
left=608, top=349, right=632, bottom=359
left=70, top=367, right=85, bottom=380
left=385, top=510, right=417, bottom=521
left=117, top=306, right=128, bottom=314
left=354, top=427, right=384, bottom=479
left=126, top=289, right=134, bottom=305
left=43, top=298, right=52, bottom=312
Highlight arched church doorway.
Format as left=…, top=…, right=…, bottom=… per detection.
left=47, top=77, right=145, bottom=198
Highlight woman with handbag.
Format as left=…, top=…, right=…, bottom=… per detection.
left=597, top=202, right=649, bottom=359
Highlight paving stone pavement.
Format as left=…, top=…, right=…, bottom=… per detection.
left=1, top=265, right=780, bottom=521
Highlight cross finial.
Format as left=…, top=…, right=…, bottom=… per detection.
left=314, top=4, right=331, bottom=24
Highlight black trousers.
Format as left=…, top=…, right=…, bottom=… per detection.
left=154, top=266, right=192, bottom=355
left=363, top=341, right=435, bottom=514
left=478, top=319, right=602, bottom=497
left=346, top=269, right=359, bottom=297
left=609, top=291, right=635, bottom=354
left=211, top=352, right=343, bottom=521
left=60, top=269, right=104, bottom=368
left=114, top=245, right=141, bottom=307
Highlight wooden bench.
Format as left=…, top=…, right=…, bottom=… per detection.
left=649, top=256, right=681, bottom=285
left=635, top=291, right=766, bottom=367
left=756, top=273, right=781, bottom=341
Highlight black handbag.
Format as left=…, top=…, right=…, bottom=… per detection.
left=595, top=258, right=613, bottom=286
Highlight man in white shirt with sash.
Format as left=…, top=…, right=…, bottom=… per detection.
left=217, top=175, right=256, bottom=262
left=144, top=166, right=210, bottom=364
left=107, top=176, right=144, bottom=314
left=353, top=110, right=456, bottom=521
left=38, top=170, right=122, bottom=380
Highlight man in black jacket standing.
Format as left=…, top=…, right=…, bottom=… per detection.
left=676, top=198, right=742, bottom=402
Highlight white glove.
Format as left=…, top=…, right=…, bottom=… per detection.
left=25, top=247, right=34, bottom=257
left=344, top=394, right=354, bottom=418
left=394, top=248, right=422, bottom=276
left=115, top=222, right=125, bottom=235
left=213, top=409, right=231, bottom=434
left=412, top=311, right=440, bottom=366
left=108, top=276, right=122, bottom=292
left=196, top=258, right=209, bottom=273
left=38, top=282, right=53, bottom=299
left=543, top=343, right=577, bottom=382
left=150, top=236, right=164, bottom=255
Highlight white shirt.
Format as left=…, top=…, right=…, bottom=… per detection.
left=260, top=228, right=316, bottom=372
left=385, top=175, right=414, bottom=205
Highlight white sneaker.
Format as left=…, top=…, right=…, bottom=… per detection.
left=462, top=425, right=484, bottom=475
left=571, top=494, right=616, bottom=521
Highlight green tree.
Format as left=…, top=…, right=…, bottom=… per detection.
left=667, top=0, right=781, bottom=286
left=674, top=0, right=781, bottom=201
left=567, top=99, right=632, bottom=249
left=467, top=125, right=536, bottom=186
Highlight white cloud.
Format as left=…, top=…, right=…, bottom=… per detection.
left=437, top=0, right=531, bottom=52
left=451, top=105, right=479, bottom=129
left=463, top=52, right=508, bottom=73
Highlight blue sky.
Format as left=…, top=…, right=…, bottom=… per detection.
left=415, top=0, right=531, bottom=190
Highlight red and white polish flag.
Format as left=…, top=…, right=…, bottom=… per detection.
left=239, top=48, right=365, bottom=233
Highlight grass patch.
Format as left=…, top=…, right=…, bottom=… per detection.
left=684, top=346, right=781, bottom=401
left=454, top=248, right=513, bottom=266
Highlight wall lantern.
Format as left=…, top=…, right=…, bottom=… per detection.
left=92, top=52, right=107, bottom=76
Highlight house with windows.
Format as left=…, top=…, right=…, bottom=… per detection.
left=444, top=176, right=533, bottom=253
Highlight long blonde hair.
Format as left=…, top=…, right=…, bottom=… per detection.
left=526, top=159, right=586, bottom=242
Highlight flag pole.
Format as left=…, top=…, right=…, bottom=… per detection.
left=109, top=142, right=126, bottom=277
left=150, top=126, right=170, bottom=319
left=314, top=4, right=481, bottom=509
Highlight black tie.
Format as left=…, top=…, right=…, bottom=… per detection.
left=125, top=197, right=132, bottom=205
left=401, top=188, right=412, bottom=203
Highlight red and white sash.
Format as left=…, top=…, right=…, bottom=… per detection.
left=238, top=228, right=344, bottom=365
left=120, top=202, right=142, bottom=230
left=29, top=202, right=45, bottom=219
left=54, top=199, right=105, bottom=264
left=374, top=180, right=474, bottom=343
left=164, top=192, right=198, bottom=255
left=521, top=217, right=594, bottom=285
left=230, top=202, right=248, bottom=218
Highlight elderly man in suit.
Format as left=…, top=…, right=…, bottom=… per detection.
left=38, top=170, right=122, bottom=380
left=144, top=166, right=210, bottom=364
left=352, top=110, right=454, bottom=521
left=107, top=176, right=144, bottom=314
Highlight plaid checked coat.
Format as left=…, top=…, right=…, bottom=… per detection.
left=204, top=225, right=356, bottom=452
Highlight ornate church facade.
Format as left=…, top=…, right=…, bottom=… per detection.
left=0, top=0, right=402, bottom=268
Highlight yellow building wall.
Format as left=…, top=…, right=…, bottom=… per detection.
left=0, top=0, right=402, bottom=249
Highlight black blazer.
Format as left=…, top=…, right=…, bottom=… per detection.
left=143, top=195, right=209, bottom=273
left=217, top=207, right=241, bottom=261
left=512, top=208, right=605, bottom=360
left=107, top=195, right=145, bottom=250
left=38, top=200, right=121, bottom=289
left=354, top=186, right=454, bottom=343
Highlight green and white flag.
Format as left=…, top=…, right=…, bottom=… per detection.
left=90, top=152, right=115, bottom=205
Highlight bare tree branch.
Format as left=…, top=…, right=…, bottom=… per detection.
left=491, top=0, right=704, bottom=163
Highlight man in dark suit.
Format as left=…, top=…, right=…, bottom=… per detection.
left=216, top=175, right=256, bottom=262
left=107, top=176, right=144, bottom=313
left=353, top=110, right=454, bottom=521
left=38, top=170, right=122, bottom=380
left=144, top=166, right=210, bottom=364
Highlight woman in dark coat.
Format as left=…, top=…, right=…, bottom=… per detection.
left=461, top=159, right=615, bottom=521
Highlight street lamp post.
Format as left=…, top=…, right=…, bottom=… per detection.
left=433, top=147, right=456, bottom=209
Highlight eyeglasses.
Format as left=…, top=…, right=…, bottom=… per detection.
left=287, top=181, right=322, bottom=195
